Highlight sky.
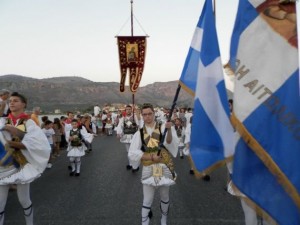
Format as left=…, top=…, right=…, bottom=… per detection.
left=0, top=0, right=240, bottom=91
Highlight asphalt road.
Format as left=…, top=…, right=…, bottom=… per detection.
left=4, top=133, right=245, bottom=225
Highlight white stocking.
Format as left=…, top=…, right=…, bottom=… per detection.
left=17, top=183, right=33, bottom=225
left=75, top=157, right=81, bottom=173
left=142, top=185, right=155, bottom=225
left=125, top=143, right=132, bottom=166
left=0, top=185, right=9, bottom=225
left=241, top=199, right=257, bottom=225
left=69, top=157, right=75, bottom=172
left=159, top=186, right=170, bottom=225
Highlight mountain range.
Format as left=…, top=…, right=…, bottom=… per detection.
left=0, top=74, right=232, bottom=113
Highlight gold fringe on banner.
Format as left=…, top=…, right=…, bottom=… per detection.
left=228, top=181, right=278, bottom=225
left=230, top=113, right=300, bottom=210
left=187, top=154, right=233, bottom=179
left=117, top=36, right=147, bottom=93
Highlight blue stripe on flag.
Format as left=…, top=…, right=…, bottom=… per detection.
left=179, top=47, right=201, bottom=93
left=233, top=139, right=299, bottom=224
left=229, top=0, right=258, bottom=70
left=199, top=1, right=219, bottom=67
left=190, top=99, right=224, bottom=171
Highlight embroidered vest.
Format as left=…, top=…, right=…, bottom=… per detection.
left=2, top=118, right=28, bottom=168
left=175, top=125, right=183, bottom=138
left=123, top=116, right=137, bottom=134
left=70, top=129, right=82, bottom=146
left=140, top=123, right=176, bottom=179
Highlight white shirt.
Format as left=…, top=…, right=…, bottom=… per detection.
left=94, top=106, right=101, bottom=116
left=42, top=128, right=55, bottom=145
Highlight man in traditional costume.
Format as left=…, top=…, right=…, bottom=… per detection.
left=116, top=105, right=140, bottom=171
left=173, top=118, right=185, bottom=159
left=0, top=92, right=50, bottom=225
left=128, top=103, right=179, bottom=225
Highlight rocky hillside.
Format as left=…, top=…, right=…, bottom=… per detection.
left=0, top=74, right=232, bottom=113
left=0, top=75, right=194, bottom=112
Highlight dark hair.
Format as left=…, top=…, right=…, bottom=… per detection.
left=41, top=116, right=49, bottom=122
left=71, top=119, right=78, bottom=123
left=142, top=103, right=154, bottom=112
left=53, top=118, right=62, bottom=129
left=44, top=120, right=53, bottom=126
left=125, top=105, right=132, bottom=109
left=228, top=99, right=233, bottom=104
left=10, top=92, right=27, bottom=108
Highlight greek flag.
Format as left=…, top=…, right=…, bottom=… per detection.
left=181, top=0, right=234, bottom=173
left=229, top=1, right=300, bottom=224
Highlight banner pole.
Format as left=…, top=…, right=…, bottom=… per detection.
left=157, top=83, right=182, bottom=155
left=130, top=0, right=134, bottom=36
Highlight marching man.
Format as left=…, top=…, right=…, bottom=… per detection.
left=116, top=105, right=141, bottom=171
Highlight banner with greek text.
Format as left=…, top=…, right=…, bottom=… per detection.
left=229, top=1, right=300, bottom=224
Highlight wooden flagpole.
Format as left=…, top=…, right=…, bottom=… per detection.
left=130, top=0, right=135, bottom=117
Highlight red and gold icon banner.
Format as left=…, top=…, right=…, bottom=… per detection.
left=117, top=36, right=147, bottom=93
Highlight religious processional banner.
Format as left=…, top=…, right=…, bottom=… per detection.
left=229, top=0, right=300, bottom=224
left=180, top=0, right=234, bottom=174
left=117, top=36, right=147, bottom=93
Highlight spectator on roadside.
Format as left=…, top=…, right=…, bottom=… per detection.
left=30, top=106, right=41, bottom=126
left=0, top=89, right=10, bottom=117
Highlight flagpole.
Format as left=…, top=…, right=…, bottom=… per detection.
left=213, top=0, right=216, bottom=15
left=130, top=0, right=134, bottom=36
left=157, top=83, right=182, bottom=155
left=130, top=0, right=135, bottom=117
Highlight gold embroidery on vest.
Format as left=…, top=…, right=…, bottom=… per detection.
left=141, top=124, right=176, bottom=179
left=5, top=118, right=28, bottom=167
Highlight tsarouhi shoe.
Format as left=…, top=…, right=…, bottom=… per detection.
left=126, top=165, right=132, bottom=170
left=132, top=167, right=139, bottom=173
left=69, top=171, right=75, bottom=176
left=202, top=174, right=211, bottom=181
left=75, top=172, right=80, bottom=176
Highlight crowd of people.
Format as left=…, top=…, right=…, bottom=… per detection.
left=0, top=89, right=272, bottom=225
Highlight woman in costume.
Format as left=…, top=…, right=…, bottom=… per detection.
left=0, top=92, right=51, bottom=225
left=128, top=103, right=179, bottom=225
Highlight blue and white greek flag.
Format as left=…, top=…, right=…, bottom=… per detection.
left=229, top=1, right=300, bottom=224
left=182, top=0, right=234, bottom=173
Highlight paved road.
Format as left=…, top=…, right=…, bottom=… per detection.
left=5, top=134, right=245, bottom=225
